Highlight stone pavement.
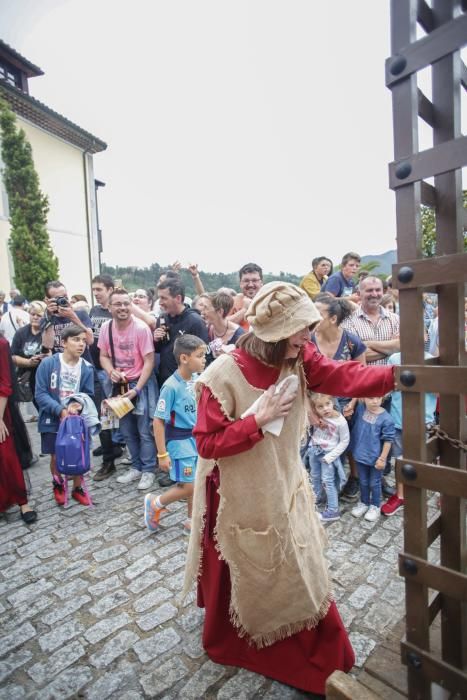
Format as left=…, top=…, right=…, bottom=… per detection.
left=0, top=426, right=440, bottom=699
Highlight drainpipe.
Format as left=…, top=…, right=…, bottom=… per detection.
left=82, top=144, right=94, bottom=299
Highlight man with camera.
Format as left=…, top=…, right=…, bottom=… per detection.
left=42, top=281, right=93, bottom=362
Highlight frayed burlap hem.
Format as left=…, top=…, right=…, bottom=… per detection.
left=181, top=464, right=212, bottom=601
left=180, top=516, right=205, bottom=603
left=228, top=590, right=333, bottom=649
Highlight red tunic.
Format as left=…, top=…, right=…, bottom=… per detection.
left=193, top=344, right=394, bottom=694
left=0, top=337, right=27, bottom=511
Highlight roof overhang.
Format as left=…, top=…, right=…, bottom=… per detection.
left=0, top=39, right=44, bottom=78
left=0, top=80, right=107, bottom=153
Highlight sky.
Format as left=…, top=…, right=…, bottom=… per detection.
left=1, top=1, right=409, bottom=274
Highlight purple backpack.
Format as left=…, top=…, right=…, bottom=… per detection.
left=55, top=415, right=92, bottom=506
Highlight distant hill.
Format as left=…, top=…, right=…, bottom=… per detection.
left=360, top=249, right=397, bottom=276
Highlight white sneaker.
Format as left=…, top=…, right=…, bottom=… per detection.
left=351, top=502, right=369, bottom=518
left=116, top=468, right=141, bottom=484
left=120, top=447, right=132, bottom=465
left=364, top=505, right=381, bottom=522
left=138, top=472, right=155, bottom=490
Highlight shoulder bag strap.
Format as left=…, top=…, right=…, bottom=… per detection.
left=108, top=321, right=117, bottom=368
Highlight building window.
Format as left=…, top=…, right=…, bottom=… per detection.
left=0, top=62, right=22, bottom=88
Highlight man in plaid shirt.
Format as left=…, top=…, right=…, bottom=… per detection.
left=342, top=277, right=400, bottom=365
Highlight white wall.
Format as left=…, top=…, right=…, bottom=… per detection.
left=0, top=116, right=101, bottom=301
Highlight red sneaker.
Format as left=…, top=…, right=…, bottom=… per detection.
left=381, top=494, right=404, bottom=516
left=72, top=486, right=91, bottom=506
left=52, top=477, right=66, bottom=506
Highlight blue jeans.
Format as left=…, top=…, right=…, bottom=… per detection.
left=356, top=460, right=382, bottom=507
left=308, top=446, right=344, bottom=512
left=118, top=377, right=158, bottom=473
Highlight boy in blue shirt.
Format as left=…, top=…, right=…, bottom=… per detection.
left=144, top=334, right=206, bottom=532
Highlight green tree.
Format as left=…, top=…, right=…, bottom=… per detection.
left=0, top=99, right=58, bottom=299
left=102, top=262, right=302, bottom=296
left=421, top=190, right=467, bottom=257
left=358, top=260, right=380, bottom=275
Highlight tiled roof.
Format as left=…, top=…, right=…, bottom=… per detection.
left=0, top=80, right=107, bottom=153
left=0, top=38, right=43, bottom=77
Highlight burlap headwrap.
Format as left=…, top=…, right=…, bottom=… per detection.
left=245, top=281, right=321, bottom=342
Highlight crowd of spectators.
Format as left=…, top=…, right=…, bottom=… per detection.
left=0, top=252, right=463, bottom=526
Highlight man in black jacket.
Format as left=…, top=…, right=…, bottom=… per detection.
left=154, top=278, right=209, bottom=388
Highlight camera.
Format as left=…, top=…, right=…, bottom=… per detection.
left=55, top=296, right=69, bottom=308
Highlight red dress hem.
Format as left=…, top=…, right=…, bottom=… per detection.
left=0, top=337, right=28, bottom=511
left=197, top=467, right=354, bottom=695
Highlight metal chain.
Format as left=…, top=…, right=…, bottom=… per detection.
left=426, top=424, right=467, bottom=452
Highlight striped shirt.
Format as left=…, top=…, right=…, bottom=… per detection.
left=341, top=307, right=400, bottom=365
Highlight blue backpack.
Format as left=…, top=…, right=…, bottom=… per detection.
left=55, top=415, right=92, bottom=507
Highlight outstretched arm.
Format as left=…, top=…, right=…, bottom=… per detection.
left=130, top=303, right=156, bottom=330
left=302, top=342, right=395, bottom=398
left=188, top=264, right=205, bottom=295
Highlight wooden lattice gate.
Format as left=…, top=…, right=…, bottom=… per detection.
left=327, top=2, right=467, bottom=699
left=388, top=1, right=466, bottom=698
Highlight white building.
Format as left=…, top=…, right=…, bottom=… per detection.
left=0, top=39, right=107, bottom=301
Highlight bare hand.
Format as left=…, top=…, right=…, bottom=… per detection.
left=67, top=402, right=82, bottom=415
left=0, top=418, right=9, bottom=443
left=171, top=260, right=182, bottom=272
left=57, top=305, right=77, bottom=320
left=342, top=403, right=354, bottom=418
left=29, top=356, right=42, bottom=366
left=159, top=456, right=171, bottom=472
left=110, top=368, right=126, bottom=383
left=255, top=384, right=297, bottom=429
left=45, top=297, right=58, bottom=315
left=188, top=263, right=199, bottom=277
left=153, top=327, right=166, bottom=342
left=121, top=389, right=138, bottom=401
left=375, top=458, right=386, bottom=471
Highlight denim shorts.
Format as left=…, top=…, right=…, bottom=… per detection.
left=170, top=457, right=197, bottom=484
left=41, top=432, right=57, bottom=455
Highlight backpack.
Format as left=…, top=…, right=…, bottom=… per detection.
left=55, top=415, right=92, bottom=506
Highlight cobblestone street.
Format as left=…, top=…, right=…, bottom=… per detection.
left=0, top=427, right=438, bottom=699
